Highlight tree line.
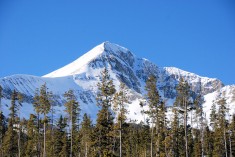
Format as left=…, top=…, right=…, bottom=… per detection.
left=0, top=68, right=234, bottom=157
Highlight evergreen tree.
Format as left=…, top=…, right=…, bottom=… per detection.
left=174, top=78, right=191, bottom=157
left=193, top=94, right=205, bottom=156
left=210, top=97, right=229, bottom=157
left=25, top=114, right=38, bottom=157
left=64, top=89, right=80, bottom=157
left=60, top=132, right=69, bottom=157
left=204, top=126, right=213, bottom=157
left=123, top=122, right=150, bottom=157
left=33, top=88, right=42, bottom=157
left=16, top=92, right=23, bottom=157
left=113, top=82, right=129, bottom=157
left=229, top=114, right=235, bottom=156
left=145, top=75, right=161, bottom=157
left=33, top=83, right=52, bottom=157
left=138, top=122, right=151, bottom=157
left=19, top=118, right=28, bottom=157
left=80, top=113, right=93, bottom=157
left=2, top=90, right=18, bottom=156
left=0, top=85, right=7, bottom=156
left=170, top=107, right=184, bottom=157
left=210, top=102, right=217, bottom=129
left=94, top=68, right=116, bottom=157
left=54, top=115, right=68, bottom=157
left=0, top=111, right=6, bottom=157
left=158, top=101, right=167, bottom=157
left=49, top=97, right=56, bottom=157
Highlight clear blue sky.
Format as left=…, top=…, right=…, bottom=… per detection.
left=0, top=0, right=235, bottom=85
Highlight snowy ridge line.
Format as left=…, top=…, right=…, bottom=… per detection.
left=0, top=41, right=234, bottom=124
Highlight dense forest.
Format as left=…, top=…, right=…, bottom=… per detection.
left=0, top=68, right=234, bottom=157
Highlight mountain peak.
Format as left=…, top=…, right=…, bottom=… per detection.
left=1, top=42, right=233, bottom=123
left=43, top=42, right=132, bottom=78
left=43, top=42, right=105, bottom=78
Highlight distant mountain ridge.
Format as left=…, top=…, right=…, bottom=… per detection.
left=0, top=42, right=234, bottom=122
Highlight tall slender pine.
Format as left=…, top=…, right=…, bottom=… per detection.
left=33, top=83, right=52, bottom=157
left=145, top=75, right=160, bottom=157
left=113, top=82, right=129, bottom=157
left=64, top=89, right=80, bottom=157
left=174, top=78, right=191, bottom=157
left=95, top=68, right=116, bottom=157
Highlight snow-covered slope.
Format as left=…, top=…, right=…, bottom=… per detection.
left=203, top=85, right=235, bottom=122
left=0, top=41, right=233, bottom=122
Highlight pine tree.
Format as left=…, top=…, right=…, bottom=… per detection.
left=25, top=114, right=38, bottom=157
left=0, top=111, right=6, bottom=157
left=49, top=97, right=56, bottom=157
left=2, top=90, right=18, bottom=156
left=204, top=126, right=213, bottom=157
left=19, top=118, right=28, bottom=156
left=229, top=114, right=235, bottom=156
left=33, top=88, right=42, bottom=157
left=60, top=132, right=69, bottom=157
left=170, top=107, right=181, bottom=157
left=145, top=75, right=161, bottom=157
left=193, top=94, right=205, bottom=156
left=174, top=78, right=191, bottom=157
left=211, top=97, right=229, bottom=157
left=162, top=89, right=171, bottom=157
left=138, top=122, right=151, bottom=157
left=64, top=89, right=80, bottom=157
left=210, top=102, right=217, bottom=129
left=158, top=101, right=167, bottom=157
left=80, top=113, right=93, bottom=157
left=16, top=92, right=23, bottom=157
left=218, top=98, right=229, bottom=157
left=113, top=82, right=129, bottom=157
left=0, top=85, right=6, bottom=156
left=124, top=122, right=150, bottom=157
left=54, top=115, right=68, bottom=157
left=94, top=68, right=116, bottom=157
left=33, top=83, right=52, bottom=157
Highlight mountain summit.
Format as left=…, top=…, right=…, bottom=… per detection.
left=44, top=42, right=132, bottom=78
left=0, top=42, right=234, bottom=121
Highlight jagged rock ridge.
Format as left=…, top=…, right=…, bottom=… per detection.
left=0, top=42, right=234, bottom=121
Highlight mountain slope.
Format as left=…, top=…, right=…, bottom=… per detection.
left=0, top=41, right=233, bottom=122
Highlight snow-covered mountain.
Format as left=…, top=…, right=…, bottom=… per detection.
left=0, top=42, right=234, bottom=122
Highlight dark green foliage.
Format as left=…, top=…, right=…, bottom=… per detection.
left=54, top=115, right=68, bottom=157
left=33, top=83, right=52, bottom=157
left=64, top=90, right=80, bottom=132
left=94, top=68, right=116, bottom=156
left=229, top=114, right=235, bottom=156
left=145, top=75, right=161, bottom=156
left=94, top=105, right=115, bottom=156
left=19, top=118, right=28, bottom=157
left=34, top=84, right=52, bottom=117
left=1, top=72, right=235, bottom=157
left=80, top=113, right=93, bottom=157
left=64, top=89, right=81, bottom=156
left=212, top=98, right=229, bottom=157
left=25, top=114, right=38, bottom=156
left=2, top=90, right=18, bottom=156
left=174, top=78, right=191, bottom=157
left=0, top=85, right=7, bottom=156
left=203, top=126, right=213, bottom=157
left=96, top=68, right=116, bottom=108
left=113, top=82, right=129, bottom=157
left=0, top=112, right=6, bottom=156
left=123, top=122, right=151, bottom=157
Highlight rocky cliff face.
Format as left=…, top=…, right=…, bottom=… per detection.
left=0, top=42, right=233, bottom=122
